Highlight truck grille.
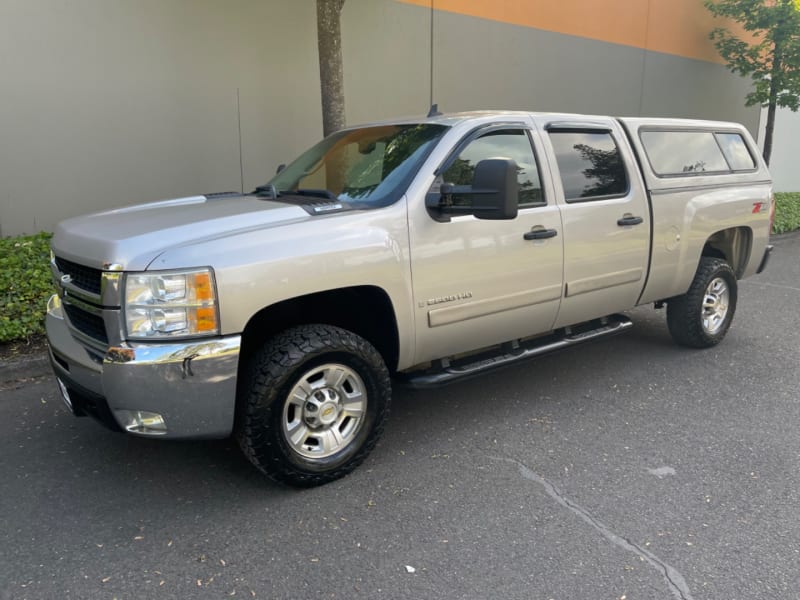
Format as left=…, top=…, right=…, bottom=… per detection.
left=55, top=257, right=102, bottom=295
left=63, top=303, right=109, bottom=345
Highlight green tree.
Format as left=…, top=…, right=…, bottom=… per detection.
left=574, top=143, right=627, bottom=197
left=705, top=0, right=800, bottom=165
left=317, top=0, right=346, bottom=137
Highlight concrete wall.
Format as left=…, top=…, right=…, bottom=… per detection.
left=0, top=0, right=323, bottom=236
left=0, top=0, right=761, bottom=236
left=758, top=107, right=800, bottom=191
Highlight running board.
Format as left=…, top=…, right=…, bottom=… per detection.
left=400, top=314, right=633, bottom=388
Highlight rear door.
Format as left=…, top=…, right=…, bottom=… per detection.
left=535, top=117, right=651, bottom=328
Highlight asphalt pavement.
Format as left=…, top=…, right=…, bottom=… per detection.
left=2, top=232, right=799, bottom=600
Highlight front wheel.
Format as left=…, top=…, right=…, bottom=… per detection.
left=666, top=257, right=738, bottom=348
left=237, top=324, right=391, bottom=487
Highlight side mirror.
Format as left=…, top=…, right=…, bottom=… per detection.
left=470, top=158, right=519, bottom=220
left=426, top=158, right=519, bottom=221
left=276, top=163, right=286, bottom=174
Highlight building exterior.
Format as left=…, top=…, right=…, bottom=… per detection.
left=760, top=107, right=800, bottom=191
left=0, top=0, right=760, bottom=236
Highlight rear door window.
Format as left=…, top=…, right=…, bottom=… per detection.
left=548, top=131, right=628, bottom=201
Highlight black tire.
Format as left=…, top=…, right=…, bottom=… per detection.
left=236, top=324, right=391, bottom=487
left=667, top=257, right=738, bottom=348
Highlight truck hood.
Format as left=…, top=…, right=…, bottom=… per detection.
left=51, top=195, right=310, bottom=270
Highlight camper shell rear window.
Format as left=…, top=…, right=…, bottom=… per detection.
left=639, top=129, right=756, bottom=177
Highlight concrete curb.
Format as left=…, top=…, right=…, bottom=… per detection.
left=0, top=352, right=50, bottom=383
left=772, top=229, right=800, bottom=243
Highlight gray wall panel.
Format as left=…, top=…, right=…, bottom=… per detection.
left=432, top=10, right=646, bottom=117
left=341, top=0, right=431, bottom=123
left=640, top=52, right=760, bottom=134
left=0, top=0, right=762, bottom=235
left=763, top=107, right=800, bottom=191
left=0, top=0, right=322, bottom=236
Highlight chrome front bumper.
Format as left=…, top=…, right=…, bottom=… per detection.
left=46, top=295, right=241, bottom=439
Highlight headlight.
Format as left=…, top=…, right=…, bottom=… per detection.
left=123, top=268, right=219, bottom=339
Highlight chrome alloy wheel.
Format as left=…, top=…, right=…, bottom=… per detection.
left=281, top=363, right=367, bottom=459
left=701, top=276, right=730, bottom=334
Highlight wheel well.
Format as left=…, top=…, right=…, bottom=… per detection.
left=702, top=227, right=752, bottom=278
left=238, top=286, right=400, bottom=374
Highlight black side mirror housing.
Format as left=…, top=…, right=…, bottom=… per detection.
left=426, top=158, right=519, bottom=221
left=470, top=158, right=519, bottom=220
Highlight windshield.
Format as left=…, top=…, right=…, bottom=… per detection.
left=266, top=124, right=449, bottom=207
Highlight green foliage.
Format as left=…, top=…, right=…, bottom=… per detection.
left=705, top=0, right=800, bottom=110
left=0, top=232, right=54, bottom=342
left=773, top=192, right=800, bottom=234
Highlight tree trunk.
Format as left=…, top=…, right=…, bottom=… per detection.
left=317, top=0, right=346, bottom=137
left=763, top=99, right=776, bottom=167
left=763, top=41, right=784, bottom=166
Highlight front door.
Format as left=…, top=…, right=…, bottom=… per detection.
left=408, top=125, right=564, bottom=365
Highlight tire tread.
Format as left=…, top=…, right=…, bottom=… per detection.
left=666, top=257, right=737, bottom=349
left=237, top=324, right=391, bottom=487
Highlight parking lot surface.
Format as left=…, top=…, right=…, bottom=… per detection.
left=2, top=232, right=798, bottom=600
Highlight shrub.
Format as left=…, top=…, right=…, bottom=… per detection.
left=0, top=232, right=54, bottom=342
left=773, top=192, right=800, bottom=235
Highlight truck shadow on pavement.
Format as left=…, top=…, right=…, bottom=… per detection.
left=24, top=307, right=690, bottom=504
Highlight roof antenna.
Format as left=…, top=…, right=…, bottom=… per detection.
left=427, top=103, right=442, bottom=118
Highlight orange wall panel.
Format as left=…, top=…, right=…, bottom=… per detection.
left=646, top=0, right=727, bottom=62
left=397, top=0, right=730, bottom=63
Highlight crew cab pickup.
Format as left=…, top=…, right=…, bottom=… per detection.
left=46, top=111, right=774, bottom=486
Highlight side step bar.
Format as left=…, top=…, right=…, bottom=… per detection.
left=400, top=314, right=633, bottom=388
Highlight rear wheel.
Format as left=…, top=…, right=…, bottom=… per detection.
left=237, top=324, right=391, bottom=487
left=667, top=257, right=737, bottom=348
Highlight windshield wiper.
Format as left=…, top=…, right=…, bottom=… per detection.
left=253, top=186, right=339, bottom=202
left=283, top=188, right=338, bottom=201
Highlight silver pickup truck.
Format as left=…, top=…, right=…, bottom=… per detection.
left=46, top=110, right=773, bottom=486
